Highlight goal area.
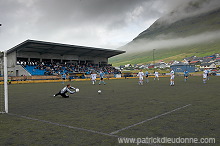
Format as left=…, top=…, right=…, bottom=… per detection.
left=0, top=51, right=8, bottom=113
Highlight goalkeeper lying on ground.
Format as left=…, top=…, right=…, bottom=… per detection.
left=54, top=84, right=76, bottom=98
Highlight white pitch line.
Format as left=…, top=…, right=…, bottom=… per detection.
left=110, top=104, right=191, bottom=135
left=7, top=113, right=160, bottom=146
left=8, top=113, right=119, bottom=138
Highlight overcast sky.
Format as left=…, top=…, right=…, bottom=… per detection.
left=0, top=0, right=219, bottom=51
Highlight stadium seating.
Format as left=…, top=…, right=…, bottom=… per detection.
left=20, top=62, right=121, bottom=76
left=24, top=65, right=45, bottom=75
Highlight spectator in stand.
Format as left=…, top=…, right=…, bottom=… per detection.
left=20, top=61, right=121, bottom=77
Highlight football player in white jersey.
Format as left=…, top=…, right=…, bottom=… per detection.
left=170, top=69, right=175, bottom=86
left=90, top=71, right=97, bottom=85
left=137, top=70, right=144, bottom=85
left=203, top=69, right=208, bottom=84
left=154, top=71, right=159, bottom=81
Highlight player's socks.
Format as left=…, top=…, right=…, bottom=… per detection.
left=138, top=81, right=141, bottom=85
left=99, top=81, right=105, bottom=85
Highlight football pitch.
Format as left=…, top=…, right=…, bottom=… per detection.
left=0, top=76, right=219, bottom=145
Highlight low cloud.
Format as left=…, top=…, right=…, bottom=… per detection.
left=119, top=0, right=220, bottom=53
left=158, top=0, right=220, bottom=25
left=0, top=0, right=219, bottom=51
left=122, top=30, right=220, bottom=53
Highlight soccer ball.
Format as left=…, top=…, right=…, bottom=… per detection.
left=98, top=90, right=101, bottom=94
left=75, top=88, right=79, bottom=92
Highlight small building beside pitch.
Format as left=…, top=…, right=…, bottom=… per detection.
left=170, top=64, right=195, bottom=73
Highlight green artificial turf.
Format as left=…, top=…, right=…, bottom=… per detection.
left=0, top=76, right=219, bottom=145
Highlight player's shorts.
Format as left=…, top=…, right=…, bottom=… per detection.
left=203, top=74, right=207, bottom=79
left=91, top=78, right=96, bottom=80
left=146, top=75, right=148, bottom=77
left=155, top=75, right=159, bottom=78
left=170, top=75, right=175, bottom=80
left=184, top=75, right=188, bottom=77
left=139, top=77, right=144, bottom=80
left=100, top=77, right=104, bottom=80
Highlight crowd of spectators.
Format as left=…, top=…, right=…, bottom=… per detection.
left=17, top=60, right=121, bottom=76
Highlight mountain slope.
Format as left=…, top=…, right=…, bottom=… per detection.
left=109, top=4, right=220, bottom=66
left=135, top=7, right=220, bottom=40
left=110, top=40, right=220, bottom=66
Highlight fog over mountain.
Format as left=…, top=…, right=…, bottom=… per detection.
left=121, top=30, right=220, bottom=53
left=157, top=0, right=220, bottom=25
left=1, top=0, right=219, bottom=52
left=119, top=0, right=220, bottom=54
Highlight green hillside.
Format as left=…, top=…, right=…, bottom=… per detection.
left=109, top=6, right=220, bottom=67
left=109, top=39, right=220, bottom=67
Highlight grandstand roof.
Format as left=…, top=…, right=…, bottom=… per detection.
left=7, top=40, right=125, bottom=58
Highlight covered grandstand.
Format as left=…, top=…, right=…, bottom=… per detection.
left=0, top=40, right=125, bottom=77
